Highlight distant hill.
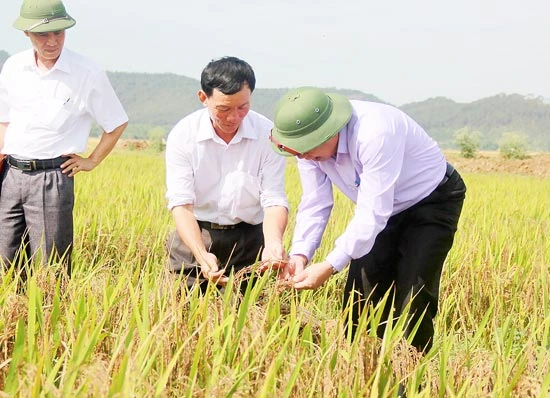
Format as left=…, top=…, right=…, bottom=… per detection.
left=401, top=95, right=550, bottom=150
left=107, top=72, right=200, bottom=137
left=2, top=50, right=549, bottom=150
left=107, top=71, right=385, bottom=138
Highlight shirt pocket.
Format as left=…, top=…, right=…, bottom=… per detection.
left=224, top=171, right=261, bottom=209
left=32, top=97, right=73, bottom=130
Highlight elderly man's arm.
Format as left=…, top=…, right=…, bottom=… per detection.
left=61, top=121, right=128, bottom=177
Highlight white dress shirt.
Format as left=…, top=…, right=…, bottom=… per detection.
left=290, top=101, right=447, bottom=271
left=0, top=48, right=128, bottom=159
left=165, top=108, right=288, bottom=225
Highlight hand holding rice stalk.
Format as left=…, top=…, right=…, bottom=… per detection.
left=233, top=259, right=294, bottom=290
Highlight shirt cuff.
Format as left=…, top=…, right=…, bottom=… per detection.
left=289, top=244, right=314, bottom=263
left=325, top=247, right=352, bottom=272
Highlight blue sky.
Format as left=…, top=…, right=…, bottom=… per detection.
left=2, top=0, right=548, bottom=106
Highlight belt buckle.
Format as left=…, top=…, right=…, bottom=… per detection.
left=20, top=159, right=34, bottom=171
left=210, top=223, right=226, bottom=230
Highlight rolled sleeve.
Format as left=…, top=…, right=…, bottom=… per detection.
left=165, top=125, right=195, bottom=210
left=260, top=151, right=289, bottom=210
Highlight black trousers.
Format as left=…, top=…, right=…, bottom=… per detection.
left=166, top=222, right=264, bottom=293
left=343, top=170, right=466, bottom=352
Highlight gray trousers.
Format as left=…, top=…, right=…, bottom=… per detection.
left=0, top=165, right=74, bottom=273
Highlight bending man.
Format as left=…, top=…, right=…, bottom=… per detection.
left=271, top=87, right=466, bottom=352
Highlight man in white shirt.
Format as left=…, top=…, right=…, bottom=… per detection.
left=0, top=0, right=128, bottom=274
left=270, top=87, right=466, bottom=352
left=165, top=56, right=288, bottom=291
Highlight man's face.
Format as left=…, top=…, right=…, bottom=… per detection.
left=26, top=30, right=65, bottom=64
left=198, top=84, right=251, bottom=138
left=298, top=134, right=339, bottom=161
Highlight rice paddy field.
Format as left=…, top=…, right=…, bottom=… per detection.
left=0, top=147, right=549, bottom=397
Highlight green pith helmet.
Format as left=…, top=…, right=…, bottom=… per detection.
left=271, top=86, right=353, bottom=156
left=13, top=0, right=76, bottom=33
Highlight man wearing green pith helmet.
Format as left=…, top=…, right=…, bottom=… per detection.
left=271, top=87, right=466, bottom=353
left=0, top=0, right=128, bottom=274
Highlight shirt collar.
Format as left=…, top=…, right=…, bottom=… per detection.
left=23, top=47, right=71, bottom=75
left=335, top=124, right=350, bottom=158
left=52, top=48, right=71, bottom=74
left=22, top=49, right=37, bottom=71
left=196, top=109, right=259, bottom=144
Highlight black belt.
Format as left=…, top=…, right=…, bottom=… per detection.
left=7, top=155, right=65, bottom=171
left=198, top=220, right=244, bottom=230
left=438, top=162, right=455, bottom=187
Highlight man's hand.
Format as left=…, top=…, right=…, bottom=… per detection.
left=200, top=252, right=229, bottom=286
left=259, top=242, right=287, bottom=272
left=61, top=154, right=99, bottom=177
left=277, top=254, right=308, bottom=281
left=293, top=261, right=334, bottom=290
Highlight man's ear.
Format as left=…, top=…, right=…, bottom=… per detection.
left=197, top=90, right=208, bottom=105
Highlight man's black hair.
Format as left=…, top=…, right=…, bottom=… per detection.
left=201, top=56, right=256, bottom=96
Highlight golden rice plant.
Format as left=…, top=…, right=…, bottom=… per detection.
left=0, top=150, right=548, bottom=397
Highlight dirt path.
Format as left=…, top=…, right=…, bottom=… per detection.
left=445, top=151, right=550, bottom=178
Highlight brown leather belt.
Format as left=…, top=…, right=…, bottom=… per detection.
left=7, top=155, right=65, bottom=171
